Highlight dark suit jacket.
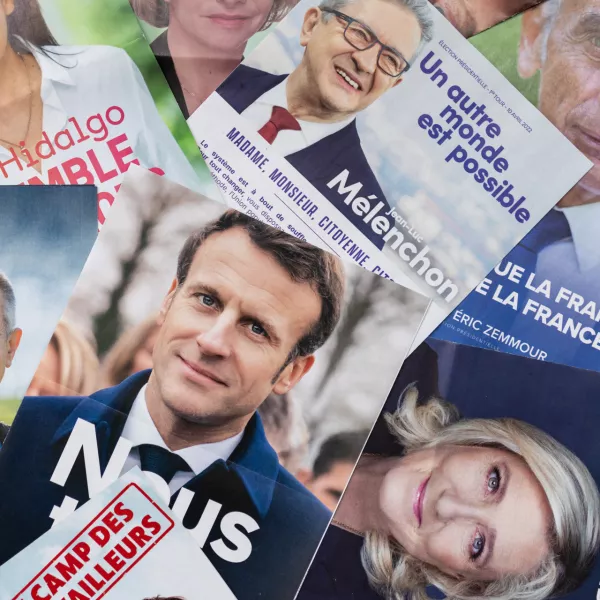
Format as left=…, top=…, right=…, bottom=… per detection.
left=0, top=370, right=331, bottom=600
left=217, top=64, right=390, bottom=250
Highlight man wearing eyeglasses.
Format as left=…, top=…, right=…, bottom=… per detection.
left=217, top=0, right=434, bottom=249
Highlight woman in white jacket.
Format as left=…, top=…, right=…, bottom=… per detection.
left=0, top=0, right=201, bottom=211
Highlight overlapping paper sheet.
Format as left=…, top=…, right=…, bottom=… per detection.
left=0, top=470, right=237, bottom=600
left=0, top=167, right=428, bottom=599
left=0, top=185, right=96, bottom=414
left=184, top=0, right=590, bottom=347
left=0, top=0, right=217, bottom=227
left=428, top=2, right=600, bottom=372
left=296, top=337, right=600, bottom=600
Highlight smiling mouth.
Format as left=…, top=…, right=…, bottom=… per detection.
left=335, top=67, right=361, bottom=91
left=208, top=14, right=251, bottom=26
left=413, top=476, right=430, bottom=527
left=179, top=356, right=227, bottom=387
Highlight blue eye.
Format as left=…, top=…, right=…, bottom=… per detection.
left=487, top=467, right=501, bottom=493
left=470, top=532, right=485, bottom=560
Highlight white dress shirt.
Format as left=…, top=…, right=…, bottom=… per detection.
left=535, top=203, right=600, bottom=300
left=240, top=77, right=354, bottom=157
left=120, top=384, right=243, bottom=495
left=0, top=43, right=201, bottom=217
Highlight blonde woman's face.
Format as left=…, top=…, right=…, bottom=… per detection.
left=379, top=445, right=552, bottom=581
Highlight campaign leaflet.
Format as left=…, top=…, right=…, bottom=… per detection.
left=129, top=0, right=545, bottom=123
left=0, top=186, right=97, bottom=424
left=185, top=0, right=589, bottom=334
left=0, top=166, right=429, bottom=599
left=0, top=469, right=238, bottom=600
left=429, top=3, right=600, bottom=372
left=295, top=338, right=600, bottom=600
left=0, top=0, right=218, bottom=228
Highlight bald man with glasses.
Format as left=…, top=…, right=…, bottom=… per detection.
left=217, top=0, right=434, bottom=249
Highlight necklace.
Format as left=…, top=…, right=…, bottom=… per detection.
left=181, top=81, right=201, bottom=100
left=332, top=518, right=365, bottom=537
left=0, top=53, right=33, bottom=150
left=331, top=452, right=384, bottom=538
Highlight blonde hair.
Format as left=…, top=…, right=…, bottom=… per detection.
left=361, top=386, right=600, bottom=600
left=50, top=320, right=100, bottom=396
left=100, top=315, right=160, bottom=388
left=129, top=0, right=296, bottom=32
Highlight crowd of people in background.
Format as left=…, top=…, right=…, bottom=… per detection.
left=16, top=315, right=367, bottom=509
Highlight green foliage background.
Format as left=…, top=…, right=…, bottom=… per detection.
left=0, top=400, right=21, bottom=424
left=41, top=0, right=209, bottom=177
left=470, top=15, right=541, bottom=107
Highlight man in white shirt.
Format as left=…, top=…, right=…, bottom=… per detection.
left=217, top=0, right=434, bottom=248
left=0, top=210, right=346, bottom=600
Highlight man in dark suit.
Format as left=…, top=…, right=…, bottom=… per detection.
left=217, top=0, right=434, bottom=249
left=0, top=210, right=346, bottom=600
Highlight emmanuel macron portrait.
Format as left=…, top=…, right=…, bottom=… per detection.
left=0, top=211, right=346, bottom=600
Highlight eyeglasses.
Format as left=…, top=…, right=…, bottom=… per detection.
left=321, top=8, right=411, bottom=78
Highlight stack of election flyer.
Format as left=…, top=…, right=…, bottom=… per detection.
left=129, top=0, right=545, bottom=122
left=429, top=1, right=600, bottom=372
left=295, top=337, right=600, bottom=600
left=185, top=0, right=590, bottom=344
left=0, top=0, right=218, bottom=227
left=0, top=185, right=97, bottom=441
left=0, top=165, right=429, bottom=599
left=0, top=470, right=238, bottom=600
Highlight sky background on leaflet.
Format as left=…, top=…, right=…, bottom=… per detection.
left=0, top=185, right=97, bottom=403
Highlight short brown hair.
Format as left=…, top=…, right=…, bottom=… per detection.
left=129, top=0, right=296, bottom=30
left=176, top=210, right=345, bottom=360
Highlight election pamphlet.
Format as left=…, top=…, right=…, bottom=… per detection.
left=296, top=337, right=600, bottom=600
left=0, top=185, right=97, bottom=427
left=429, top=2, right=600, bottom=372
left=130, top=0, right=549, bottom=126
left=0, top=166, right=429, bottom=599
left=0, top=0, right=218, bottom=228
left=0, top=469, right=238, bottom=600
left=186, top=0, right=590, bottom=334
